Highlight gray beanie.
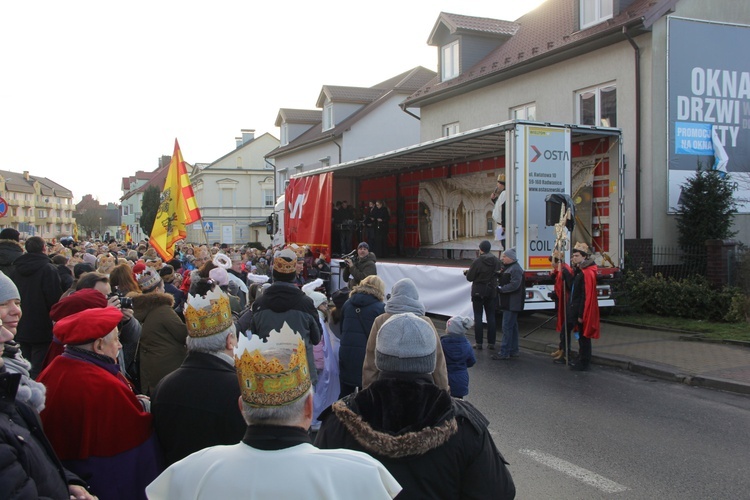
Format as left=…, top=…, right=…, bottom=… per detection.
left=446, top=315, right=474, bottom=336
left=502, top=248, right=517, bottom=262
left=479, top=240, right=491, bottom=253
left=0, top=272, right=20, bottom=304
left=375, top=313, right=436, bottom=374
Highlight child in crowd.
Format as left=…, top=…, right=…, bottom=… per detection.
left=440, top=315, right=476, bottom=399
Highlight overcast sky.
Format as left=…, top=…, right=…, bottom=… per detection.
left=0, top=0, right=545, bottom=204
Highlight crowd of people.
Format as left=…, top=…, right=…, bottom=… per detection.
left=0, top=228, right=520, bottom=499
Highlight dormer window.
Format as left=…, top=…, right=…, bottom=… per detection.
left=323, top=103, right=334, bottom=131
left=280, top=123, right=289, bottom=146
left=441, top=40, right=460, bottom=81
left=580, top=0, right=613, bottom=29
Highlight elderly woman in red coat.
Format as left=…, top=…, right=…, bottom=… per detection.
left=38, top=307, right=161, bottom=500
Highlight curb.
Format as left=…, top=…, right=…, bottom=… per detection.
left=521, top=337, right=750, bottom=396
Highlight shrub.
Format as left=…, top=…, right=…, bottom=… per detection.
left=615, top=269, right=743, bottom=322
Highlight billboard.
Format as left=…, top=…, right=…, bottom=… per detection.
left=668, top=17, right=750, bottom=213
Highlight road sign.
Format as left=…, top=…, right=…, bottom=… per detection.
left=0, top=197, right=7, bottom=218
left=203, top=221, right=214, bottom=233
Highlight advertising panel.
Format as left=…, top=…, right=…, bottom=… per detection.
left=519, top=125, right=571, bottom=270
left=668, top=17, right=750, bottom=212
left=285, top=172, right=333, bottom=254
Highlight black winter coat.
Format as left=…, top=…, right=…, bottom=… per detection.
left=316, top=376, right=515, bottom=500
left=0, top=240, right=23, bottom=277
left=151, top=352, right=245, bottom=466
left=339, top=291, right=385, bottom=388
left=9, top=253, right=62, bottom=344
left=248, top=282, right=322, bottom=385
left=466, top=252, right=501, bottom=299
left=0, top=371, right=85, bottom=499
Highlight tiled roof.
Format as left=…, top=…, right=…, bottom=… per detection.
left=320, top=86, right=385, bottom=104
left=373, top=66, right=438, bottom=92
left=275, top=109, right=322, bottom=127
left=406, top=0, right=677, bottom=107
left=428, top=12, right=520, bottom=44
left=270, top=66, right=436, bottom=159
left=0, top=169, right=72, bottom=197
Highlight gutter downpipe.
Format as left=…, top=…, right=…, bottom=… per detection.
left=332, top=140, right=342, bottom=164
left=624, top=26, right=642, bottom=239
left=401, top=106, right=421, bottom=121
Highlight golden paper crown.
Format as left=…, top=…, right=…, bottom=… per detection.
left=273, top=248, right=297, bottom=274
left=573, top=242, right=590, bottom=256
left=234, top=322, right=311, bottom=408
left=184, top=288, right=233, bottom=338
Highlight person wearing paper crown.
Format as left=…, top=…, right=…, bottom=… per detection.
left=246, top=248, right=321, bottom=386
left=38, top=307, right=161, bottom=500
left=146, top=322, right=401, bottom=500
left=150, top=286, right=245, bottom=466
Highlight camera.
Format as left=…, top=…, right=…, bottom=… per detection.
left=109, top=290, right=133, bottom=310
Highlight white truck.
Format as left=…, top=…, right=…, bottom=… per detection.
left=275, top=121, right=623, bottom=317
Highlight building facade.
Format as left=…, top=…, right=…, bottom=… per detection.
left=268, top=67, right=436, bottom=205
left=402, top=0, right=750, bottom=246
left=185, top=130, right=279, bottom=246
left=0, top=169, right=75, bottom=239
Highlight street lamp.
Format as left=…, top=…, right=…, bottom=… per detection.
left=99, top=217, right=102, bottom=239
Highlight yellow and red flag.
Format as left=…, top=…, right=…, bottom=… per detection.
left=150, top=139, right=201, bottom=260
left=125, top=228, right=133, bottom=243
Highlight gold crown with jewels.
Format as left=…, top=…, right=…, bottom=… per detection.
left=234, top=322, right=311, bottom=408
left=184, top=288, right=233, bottom=338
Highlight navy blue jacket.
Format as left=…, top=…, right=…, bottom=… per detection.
left=339, top=292, right=385, bottom=388
left=440, top=334, right=476, bottom=398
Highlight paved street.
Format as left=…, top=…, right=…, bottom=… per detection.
left=464, top=347, right=750, bottom=499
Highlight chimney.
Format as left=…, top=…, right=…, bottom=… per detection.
left=241, top=129, right=255, bottom=145
left=23, top=171, right=30, bottom=181
left=235, top=137, right=243, bottom=149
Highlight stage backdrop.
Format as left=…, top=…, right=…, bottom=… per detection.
left=667, top=17, right=750, bottom=213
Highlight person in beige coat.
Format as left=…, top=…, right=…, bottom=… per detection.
left=362, top=278, right=448, bottom=390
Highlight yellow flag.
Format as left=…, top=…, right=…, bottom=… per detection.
left=150, top=139, right=201, bottom=260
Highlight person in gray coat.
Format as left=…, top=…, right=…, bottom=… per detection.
left=493, top=248, right=525, bottom=361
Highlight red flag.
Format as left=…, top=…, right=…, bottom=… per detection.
left=285, top=173, right=332, bottom=255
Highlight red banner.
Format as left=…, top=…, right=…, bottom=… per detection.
left=285, top=173, right=332, bottom=255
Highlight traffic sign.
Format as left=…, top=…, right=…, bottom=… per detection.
left=0, top=197, right=7, bottom=218
left=203, top=221, right=214, bottom=233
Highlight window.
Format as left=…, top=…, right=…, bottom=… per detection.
left=280, top=123, right=289, bottom=146
left=263, top=189, right=274, bottom=207
left=576, top=83, right=616, bottom=127
left=236, top=156, right=243, bottom=168
left=511, top=103, right=537, bottom=121
left=37, top=210, right=47, bottom=218
left=323, top=103, right=334, bottom=131
left=123, top=205, right=129, bottom=215
left=580, top=0, right=613, bottom=29
left=442, top=122, right=460, bottom=137
left=441, top=40, right=460, bottom=81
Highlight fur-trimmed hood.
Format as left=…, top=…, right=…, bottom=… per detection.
left=129, top=291, right=174, bottom=322
left=330, top=377, right=459, bottom=459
